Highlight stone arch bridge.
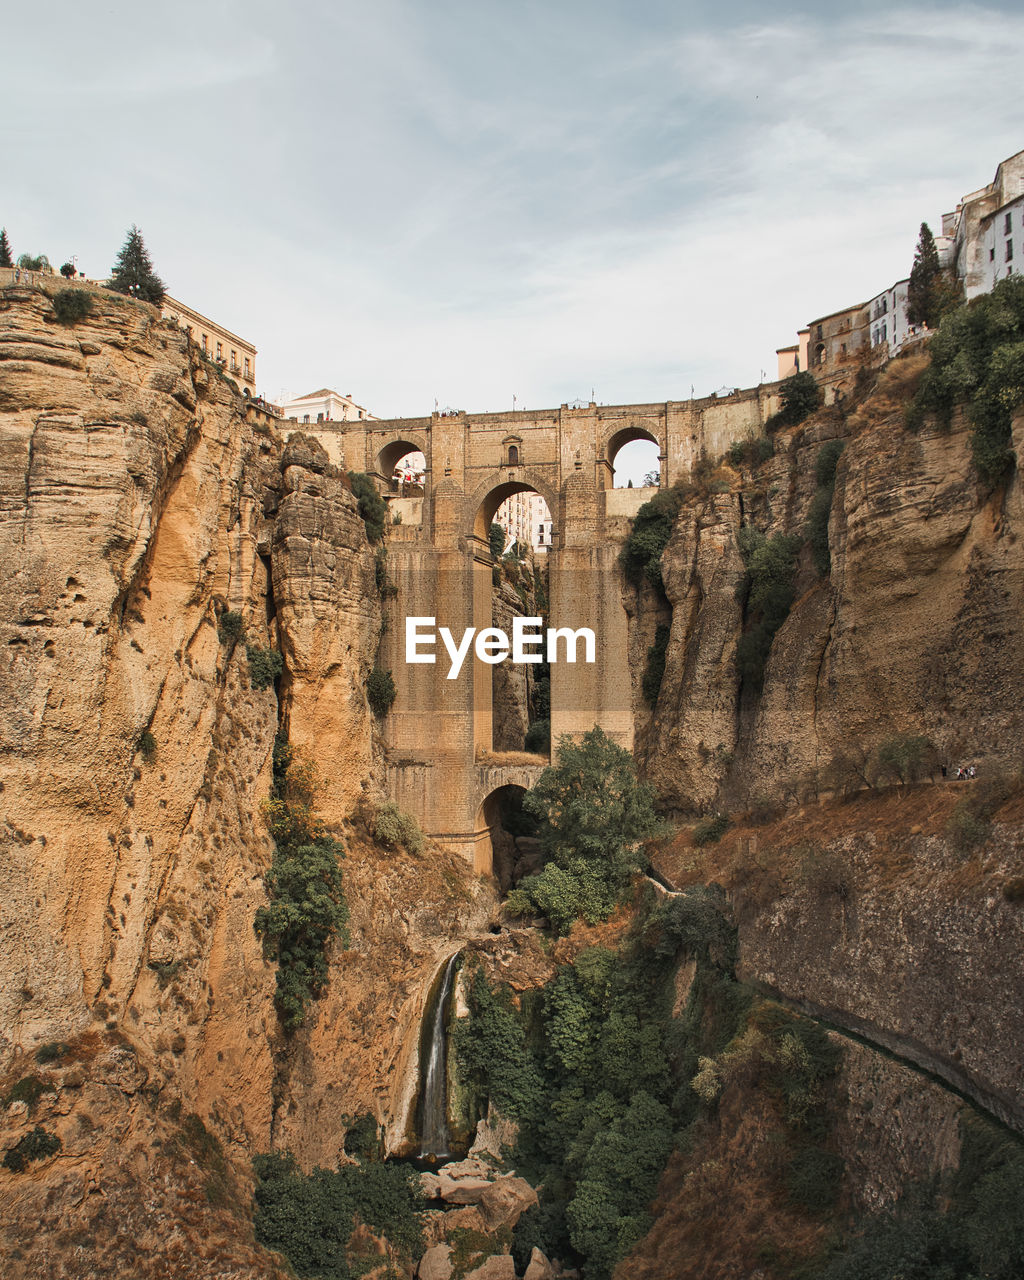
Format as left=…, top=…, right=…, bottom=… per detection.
left=310, top=389, right=777, bottom=869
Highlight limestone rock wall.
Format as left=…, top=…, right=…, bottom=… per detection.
left=643, top=376, right=1024, bottom=812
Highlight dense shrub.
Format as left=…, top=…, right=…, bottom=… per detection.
left=348, top=471, right=387, bottom=543
left=727, top=436, right=775, bottom=468
left=734, top=529, right=801, bottom=689
left=373, top=802, right=425, bottom=855
left=217, top=609, right=245, bottom=645
left=246, top=645, right=284, bottom=690
left=3, top=1126, right=61, bottom=1172
left=254, top=750, right=349, bottom=1031
left=787, top=1146, right=845, bottom=1213
left=620, top=485, right=688, bottom=593
left=52, top=289, right=92, bottom=325
left=489, top=521, right=507, bottom=559
left=642, top=624, right=670, bottom=708
left=253, top=1150, right=423, bottom=1278
left=137, top=730, right=157, bottom=763
left=367, top=668, right=396, bottom=717
left=806, top=439, right=845, bottom=576
left=906, top=273, right=1024, bottom=483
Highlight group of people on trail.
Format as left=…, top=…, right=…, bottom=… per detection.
left=955, top=764, right=978, bottom=780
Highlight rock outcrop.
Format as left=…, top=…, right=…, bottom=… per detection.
left=643, top=361, right=1024, bottom=813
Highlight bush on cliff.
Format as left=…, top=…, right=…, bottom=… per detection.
left=254, top=748, right=349, bottom=1032
left=367, top=667, right=396, bottom=717
left=734, top=528, right=801, bottom=689
left=373, top=801, right=425, bottom=856
left=246, top=644, right=284, bottom=690
left=348, top=471, right=387, bottom=543
left=52, top=289, right=92, bottom=326
left=620, top=485, right=688, bottom=593
left=806, top=439, right=845, bottom=576
left=906, top=273, right=1024, bottom=484
left=641, top=623, right=670, bottom=708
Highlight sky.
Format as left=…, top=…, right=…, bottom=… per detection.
left=3, top=1, right=1023, bottom=455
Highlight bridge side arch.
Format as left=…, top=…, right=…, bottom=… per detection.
left=467, top=469, right=559, bottom=542
left=376, top=433, right=429, bottom=478
left=602, top=423, right=665, bottom=487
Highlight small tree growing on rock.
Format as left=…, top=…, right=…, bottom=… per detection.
left=0, top=228, right=13, bottom=268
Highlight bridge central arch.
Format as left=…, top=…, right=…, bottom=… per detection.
left=470, top=473, right=559, bottom=543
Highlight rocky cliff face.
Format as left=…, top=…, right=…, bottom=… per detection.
left=643, top=357, right=1024, bottom=813
left=0, top=283, right=497, bottom=1268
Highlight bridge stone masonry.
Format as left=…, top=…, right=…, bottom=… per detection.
left=309, top=387, right=781, bottom=870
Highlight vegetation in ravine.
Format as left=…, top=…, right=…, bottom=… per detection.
left=504, top=727, right=661, bottom=934
left=455, top=886, right=751, bottom=1279
left=906, top=272, right=1024, bottom=484
left=253, top=738, right=349, bottom=1032
left=246, top=644, right=284, bottom=690
left=372, top=801, right=425, bottom=856
left=253, top=1149, right=423, bottom=1280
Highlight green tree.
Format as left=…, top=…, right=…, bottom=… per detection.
left=16, top=253, right=50, bottom=272
left=906, top=273, right=1024, bottom=482
left=489, top=521, right=507, bottom=560
left=0, top=228, right=12, bottom=268
left=524, top=727, right=661, bottom=888
left=907, top=222, right=942, bottom=328
left=776, top=371, right=822, bottom=426
left=108, top=225, right=165, bottom=303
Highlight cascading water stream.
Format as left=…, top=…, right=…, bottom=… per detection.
left=418, top=951, right=460, bottom=1160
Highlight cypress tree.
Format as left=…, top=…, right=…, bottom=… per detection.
left=907, top=221, right=941, bottom=328
left=0, top=228, right=12, bottom=269
left=108, top=225, right=165, bottom=304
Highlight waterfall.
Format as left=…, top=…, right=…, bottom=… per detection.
left=418, top=951, right=460, bottom=1160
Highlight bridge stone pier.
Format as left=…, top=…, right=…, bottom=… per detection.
left=311, top=389, right=777, bottom=870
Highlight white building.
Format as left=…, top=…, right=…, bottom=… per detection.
left=280, top=387, right=377, bottom=425
left=976, top=193, right=1024, bottom=295
left=942, top=148, right=1024, bottom=299
left=494, top=491, right=552, bottom=554
left=865, top=278, right=924, bottom=359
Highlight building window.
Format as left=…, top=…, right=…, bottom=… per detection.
left=201, top=334, right=208, bottom=352
left=243, top=357, right=250, bottom=378
left=1007, top=240, right=1014, bottom=262
left=1006, top=212, right=1013, bottom=234
left=991, top=247, right=996, bottom=261
left=230, top=349, right=237, bottom=369
left=508, top=444, right=520, bottom=465
left=216, top=341, right=223, bottom=360
left=303, top=414, right=310, bottom=423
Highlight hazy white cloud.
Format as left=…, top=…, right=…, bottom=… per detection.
left=3, top=2, right=1023, bottom=420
